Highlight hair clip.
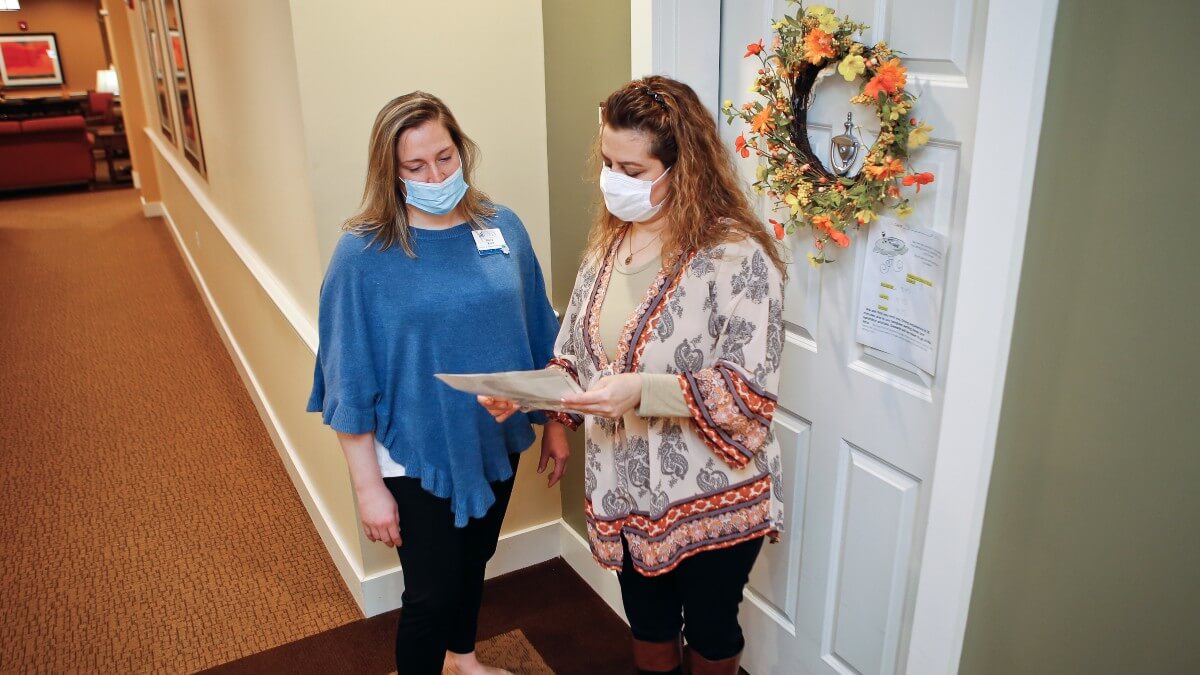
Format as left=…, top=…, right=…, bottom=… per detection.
left=640, top=86, right=669, bottom=112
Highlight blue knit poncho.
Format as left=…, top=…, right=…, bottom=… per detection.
left=307, top=206, right=558, bottom=526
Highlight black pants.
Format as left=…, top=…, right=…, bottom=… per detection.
left=383, top=452, right=519, bottom=674
left=618, top=535, right=764, bottom=661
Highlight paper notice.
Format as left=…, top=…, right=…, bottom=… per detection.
left=435, top=368, right=584, bottom=412
left=855, top=218, right=948, bottom=376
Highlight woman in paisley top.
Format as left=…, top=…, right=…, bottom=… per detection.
left=481, top=76, right=787, bottom=675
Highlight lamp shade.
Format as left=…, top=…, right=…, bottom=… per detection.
left=0, top=1, right=21, bottom=11
left=96, top=68, right=119, bottom=95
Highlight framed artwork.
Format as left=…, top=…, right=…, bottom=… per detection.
left=159, top=0, right=204, bottom=176
left=0, top=33, right=65, bottom=88
left=139, top=1, right=175, bottom=142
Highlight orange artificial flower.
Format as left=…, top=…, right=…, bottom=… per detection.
left=802, top=28, right=836, bottom=65
left=902, top=172, right=936, bottom=193
left=811, top=214, right=834, bottom=234
left=745, top=40, right=764, bottom=58
left=887, top=184, right=902, bottom=199
left=864, top=157, right=905, bottom=180
left=769, top=219, right=785, bottom=240
left=735, top=134, right=750, bottom=158
left=863, top=58, right=908, bottom=99
left=751, top=104, right=776, bottom=134
left=830, top=230, right=850, bottom=248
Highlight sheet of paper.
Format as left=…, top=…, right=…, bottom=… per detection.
left=435, top=368, right=584, bottom=412
left=855, top=218, right=948, bottom=376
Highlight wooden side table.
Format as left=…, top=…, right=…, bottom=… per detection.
left=92, top=126, right=131, bottom=184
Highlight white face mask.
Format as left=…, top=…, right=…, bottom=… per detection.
left=599, top=165, right=670, bottom=223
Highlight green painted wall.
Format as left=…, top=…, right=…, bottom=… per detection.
left=959, top=1, right=1200, bottom=673
left=541, top=0, right=631, bottom=537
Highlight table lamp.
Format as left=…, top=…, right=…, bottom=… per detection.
left=96, top=67, right=120, bottom=96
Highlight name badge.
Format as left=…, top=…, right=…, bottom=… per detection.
left=471, top=228, right=510, bottom=256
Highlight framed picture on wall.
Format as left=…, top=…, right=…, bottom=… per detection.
left=160, top=0, right=205, bottom=176
left=139, top=0, right=175, bottom=142
left=0, top=33, right=65, bottom=88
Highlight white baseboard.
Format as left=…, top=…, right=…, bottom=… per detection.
left=558, top=520, right=628, bottom=624
left=140, top=196, right=163, bottom=218
left=132, top=169, right=141, bottom=189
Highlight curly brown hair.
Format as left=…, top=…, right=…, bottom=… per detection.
left=586, top=76, right=787, bottom=278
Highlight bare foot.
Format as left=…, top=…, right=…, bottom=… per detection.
left=443, top=650, right=512, bottom=675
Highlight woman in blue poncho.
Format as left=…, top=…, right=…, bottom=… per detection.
left=307, top=91, right=569, bottom=675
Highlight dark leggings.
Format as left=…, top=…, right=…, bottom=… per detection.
left=618, top=534, right=764, bottom=662
left=383, top=452, right=519, bottom=675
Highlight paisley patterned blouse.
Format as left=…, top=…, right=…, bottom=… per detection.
left=548, top=234, right=786, bottom=576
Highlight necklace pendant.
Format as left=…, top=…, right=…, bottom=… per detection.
left=624, top=254, right=633, bottom=265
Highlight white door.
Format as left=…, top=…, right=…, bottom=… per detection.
left=713, top=2, right=987, bottom=673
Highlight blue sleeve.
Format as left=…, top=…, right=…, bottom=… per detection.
left=306, top=239, right=380, bottom=435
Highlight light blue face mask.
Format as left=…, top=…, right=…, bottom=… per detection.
left=401, top=165, right=469, bottom=216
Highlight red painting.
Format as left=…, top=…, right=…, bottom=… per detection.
left=169, top=32, right=185, bottom=74
left=1, top=40, right=55, bottom=77
left=0, top=34, right=64, bottom=87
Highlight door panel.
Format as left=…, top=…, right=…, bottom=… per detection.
left=824, top=444, right=921, bottom=675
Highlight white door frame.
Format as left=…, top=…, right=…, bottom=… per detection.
left=631, top=1, right=1061, bottom=672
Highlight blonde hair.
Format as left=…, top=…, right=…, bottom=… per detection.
left=588, top=76, right=787, bottom=277
left=344, top=91, right=495, bottom=256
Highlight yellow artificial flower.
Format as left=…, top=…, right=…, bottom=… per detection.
left=908, top=122, right=934, bottom=149
left=806, top=5, right=833, bottom=18
left=785, top=193, right=801, bottom=214
left=838, top=54, right=865, bottom=81
left=723, top=99, right=734, bottom=110
left=756, top=164, right=767, bottom=182
left=807, top=252, right=822, bottom=268
left=896, top=203, right=914, bottom=219
left=818, top=13, right=840, bottom=32
left=855, top=209, right=875, bottom=224
left=772, top=20, right=785, bottom=30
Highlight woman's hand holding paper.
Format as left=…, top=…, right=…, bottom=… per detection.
left=560, top=373, right=642, bottom=420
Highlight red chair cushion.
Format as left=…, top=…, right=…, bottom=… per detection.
left=88, top=91, right=114, bottom=115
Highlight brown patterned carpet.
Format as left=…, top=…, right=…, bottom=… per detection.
left=0, top=189, right=361, bottom=672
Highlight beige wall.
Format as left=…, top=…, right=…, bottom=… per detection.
left=541, top=0, right=631, bottom=537
left=287, top=0, right=556, bottom=280
left=118, top=0, right=564, bottom=594
left=167, top=0, right=324, bottom=322
left=1, top=0, right=108, bottom=97
left=959, top=1, right=1200, bottom=673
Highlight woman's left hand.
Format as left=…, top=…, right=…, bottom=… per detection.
left=478, top=395, right=520, bottom=423
left=561, top=373, right=642, bottom=419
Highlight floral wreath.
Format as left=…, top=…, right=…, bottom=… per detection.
left=722, top=2, right=935, bottom=266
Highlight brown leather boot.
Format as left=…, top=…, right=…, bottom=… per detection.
left=687, top=649, right=741, bottom=675
left=632, top=636, right=683, bottom=674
